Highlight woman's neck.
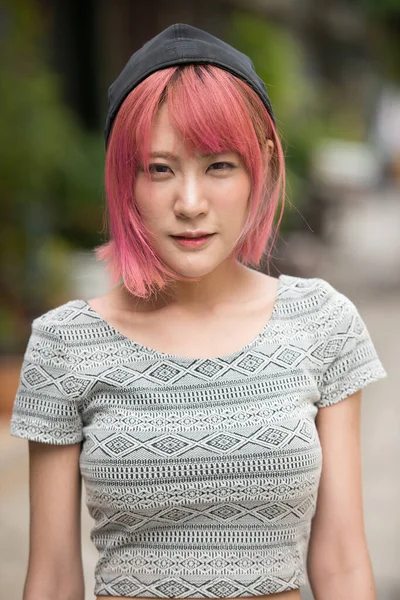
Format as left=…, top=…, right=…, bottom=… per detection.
left=117, top=260, right=255, bottom=313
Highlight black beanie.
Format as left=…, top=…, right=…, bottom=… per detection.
left=105, top=23, right=276, bottom=146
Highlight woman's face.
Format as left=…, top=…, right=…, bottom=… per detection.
left=134, top=102, right=252, bottom=280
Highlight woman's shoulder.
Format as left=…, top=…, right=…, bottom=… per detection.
left=24, top=299, right=100, bottom=380
left=280, top=273, right=352, bottom=309
left=30, top=299, right=89, bottom=338
left=277, top=273, right=363, bottom=337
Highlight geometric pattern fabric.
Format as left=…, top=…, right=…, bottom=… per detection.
left=10, top=275, right=387, bottom=597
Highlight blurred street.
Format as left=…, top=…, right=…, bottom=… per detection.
left=1, top=283, right=399, bottom=600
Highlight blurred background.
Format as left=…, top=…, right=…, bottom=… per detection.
left=0, top=0, right=399, bottom=598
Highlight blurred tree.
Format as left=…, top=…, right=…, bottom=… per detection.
left=229, top=13, right=323, bottom=235
left=361, top=0, right=400, bottom=16
left=361, top=0, right=400, bottom=83
left=0, top=0, right=104, bottom=353
left=228, top=6, right=398, bottom=247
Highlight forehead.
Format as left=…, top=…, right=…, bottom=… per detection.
left=150, top=103, right=177, bottom=149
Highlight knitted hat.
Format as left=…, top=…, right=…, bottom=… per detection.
left=105, top=23, right=275, bottom=145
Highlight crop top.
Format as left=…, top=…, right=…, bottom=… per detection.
left=10, top=275, right=387, bottom=598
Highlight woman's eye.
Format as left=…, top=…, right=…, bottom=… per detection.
left=209, top=162, right=235, bottom=171
left=149, top=164, right=171, bottom=175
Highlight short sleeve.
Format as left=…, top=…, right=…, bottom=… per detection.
left=316, top=290, right=388, bottom=408
left=10, top=317, right=84, bottom=444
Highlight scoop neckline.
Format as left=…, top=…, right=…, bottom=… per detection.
left=75, top=274, right=286, bottom=363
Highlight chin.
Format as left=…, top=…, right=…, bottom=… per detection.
left=166, top=260, right=220, bottom=280
left=173, top=268, right=216, bottom=281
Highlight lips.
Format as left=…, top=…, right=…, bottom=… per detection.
left=170, top=233, right=215, bottom=248
left=173, top=234, right=213, bottom=239
left=172, top=232, right=213, bottom=239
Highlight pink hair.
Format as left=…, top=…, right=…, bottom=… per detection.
left=94, top=64, right=286, bottom=298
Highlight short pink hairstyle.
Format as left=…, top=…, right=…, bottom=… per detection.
left=94, top=64, right=285, bottom=298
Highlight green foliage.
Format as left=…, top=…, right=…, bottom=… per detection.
left=229, top=12, right=375, bottom=233
left=0, top=0, right=104, bottom=350
left=359, top=0, right=400, bottom=82
left=229, top=14, right=318, bottom=230
left=361, top=0, right=400, bottom=17
left=229, top=14, right=309, bottom=122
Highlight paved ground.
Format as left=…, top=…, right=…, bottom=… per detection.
left=1, top=289, right=399, bottom=600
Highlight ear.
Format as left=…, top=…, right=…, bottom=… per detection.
left=263, top=140, right=275, bottom=166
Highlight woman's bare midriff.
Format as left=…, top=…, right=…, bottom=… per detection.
left=97, top=591, right=302, bottom=600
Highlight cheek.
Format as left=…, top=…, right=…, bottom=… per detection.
left=213, top=172, right=250, bottom=199
left=226, top=176, right=251, bottom=215
left=134, top=180, right=159, bottom=223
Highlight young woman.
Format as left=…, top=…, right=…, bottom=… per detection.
left=10, top=24, right=387, bottom=600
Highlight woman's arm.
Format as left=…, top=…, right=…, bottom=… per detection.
left=307, top=390, right=376, bottom=600
left=23, top=441, right=84, bottom=600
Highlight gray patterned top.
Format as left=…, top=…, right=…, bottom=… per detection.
left=10, top=275, right=387, bottom=598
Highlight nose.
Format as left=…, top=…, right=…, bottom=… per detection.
left=173, top=175, right=209, bottom=219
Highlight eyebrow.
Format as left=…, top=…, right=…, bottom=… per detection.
left=149, top=151, right=226, bottom=161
